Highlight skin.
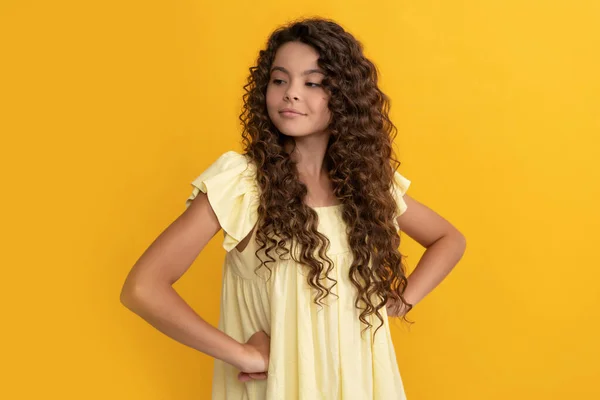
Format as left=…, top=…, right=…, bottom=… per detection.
left=120, top=41, right=466, bottom=383
left=266, top=41, right=336, bottom=206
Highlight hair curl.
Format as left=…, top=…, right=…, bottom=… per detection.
left=239, top=17, right=414, bottom=337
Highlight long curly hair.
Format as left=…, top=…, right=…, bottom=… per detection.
left=239, top=17, right=413, bottom=337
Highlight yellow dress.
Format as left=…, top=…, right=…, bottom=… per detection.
left=185, top=150, right=411, bottom=400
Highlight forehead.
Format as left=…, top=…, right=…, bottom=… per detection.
left=271, top=41, right=321, bottom=72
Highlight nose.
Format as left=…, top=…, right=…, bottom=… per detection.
left=284, top=82, right=300, bottom=101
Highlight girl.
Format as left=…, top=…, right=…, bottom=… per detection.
left=121, top=17, right=466, bottom=400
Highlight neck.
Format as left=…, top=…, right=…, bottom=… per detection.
left=283, top=133, right=331, bottom=178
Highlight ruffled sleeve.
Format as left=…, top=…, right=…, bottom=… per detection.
left=391, top=170, right=411, bottom=219
left=185, top=151, right=259, bottom=252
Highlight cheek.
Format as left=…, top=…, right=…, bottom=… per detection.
left=265, top=86, right=274, bottom=106
left=316, top=96, right=331, bottom=117
left=265, top=87, right=278, bottom=114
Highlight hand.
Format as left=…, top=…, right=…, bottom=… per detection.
left=238, top=330, right=270, bottom=382
left=386, top=297, right=411, bottom=318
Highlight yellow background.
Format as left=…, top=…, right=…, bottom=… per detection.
left=1, top=0, right=598, bottom=399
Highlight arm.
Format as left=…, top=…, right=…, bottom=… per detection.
left=388, top=194, right=467, bottom=317
left=119, top=192, right=255, bottom=371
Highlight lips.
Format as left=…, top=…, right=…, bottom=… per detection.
left=279, top=109, right=305, bottom=115
left=279, top=111, right=305, bottom=119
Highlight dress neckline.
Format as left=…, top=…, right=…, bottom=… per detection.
left=310, top=203, right=343, bottom=210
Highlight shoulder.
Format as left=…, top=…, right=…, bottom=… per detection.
left=185, top=150, right=259, bottom=251
left=390, top=170, right=412, bottom=221
left=190, top=150, right=256, bottom=190
left=200, top=150, right=254, bottom=175
left=392, top=170, right=411, bottom=194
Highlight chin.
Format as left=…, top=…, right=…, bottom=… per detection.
left=272, top=123, right=307, bottom=137
left=278, top=130, right=312, bottom=138
left=271, top=118, right=329, bottom=138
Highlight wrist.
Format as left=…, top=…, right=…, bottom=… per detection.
left=386, top=297, right=412, bottom=317
left=217, top=340, right=249, bottom=371
left=233, top=343, right=252, bottom=371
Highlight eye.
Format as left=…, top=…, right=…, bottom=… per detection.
left=272, top=79, right=285, bottom=85
left=306, top=82, right=321, bottom=88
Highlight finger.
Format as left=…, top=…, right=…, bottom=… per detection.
left=237, top=372, right=251, bottom=382
left=248, top=372, right=268, bottom=380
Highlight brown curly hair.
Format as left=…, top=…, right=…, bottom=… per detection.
left=238, top=17, right=413, bottom=337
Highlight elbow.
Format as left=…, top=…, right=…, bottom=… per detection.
left=120, top=283, right=137, bottom=310
left=120, top=277, right=170, bottom=311
left=120, top=280, right=150, bottom=311
left=451, top=231, right=467, bottom=258
left=435, top=229, right=466, bottom=258
left=455, top=231, right=466, bottom=248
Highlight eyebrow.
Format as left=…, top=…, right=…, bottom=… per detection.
left=270, top=66, right=325, bottom=76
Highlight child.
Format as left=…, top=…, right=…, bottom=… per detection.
left=121, top=17, right=466, bottom=400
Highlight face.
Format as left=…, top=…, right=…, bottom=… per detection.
left=266, top=41, right=332, bottom=138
